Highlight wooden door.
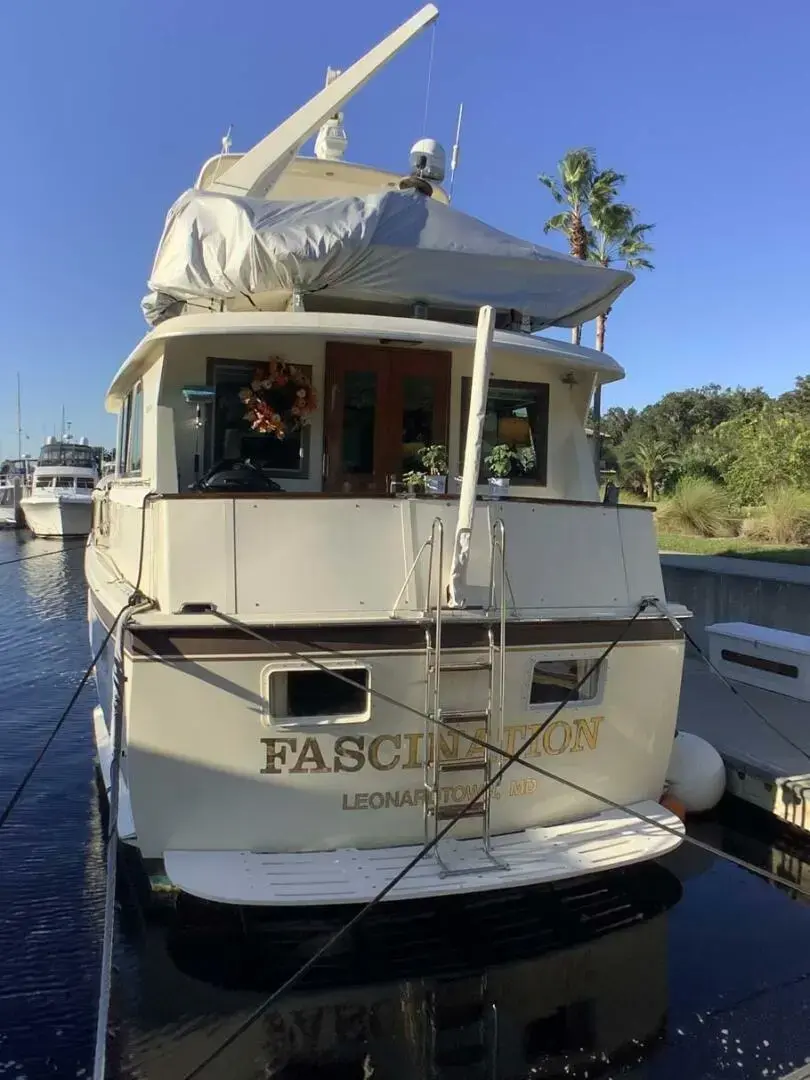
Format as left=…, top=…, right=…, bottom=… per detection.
left=324, top=344, right=451, bottom=493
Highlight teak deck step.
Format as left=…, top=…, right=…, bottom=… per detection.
left=430, top=661, right=491, bottom=673
left=438, top=760, right=486, bottom=773
left=435, top=803, right=487, bottom=820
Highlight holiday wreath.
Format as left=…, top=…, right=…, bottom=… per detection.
left=239, top=359, right=317, bottom=440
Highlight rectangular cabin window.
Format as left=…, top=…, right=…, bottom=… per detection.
left=529, top=659, right=599, bottom=705
left=34, top=477, right=52, bottom=489
left=77, top=477, right=96, bottom=490
left=117, top=392, right=132, bottom=475
left=55, top=477, right=75, bottom=489
left=460, top=378, right=550, bottom=484
left=268, top=667, right=370, bottom=725
left=209, top=360, right=312, bottom=478
left=127, top=383, right=144, bottom=475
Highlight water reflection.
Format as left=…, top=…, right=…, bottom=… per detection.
left=114, top=864, right=682, bottom=1079
left=16, top=534, right=86, bottom=623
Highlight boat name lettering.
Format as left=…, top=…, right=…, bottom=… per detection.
left=260, top=717, right=604, bottom=776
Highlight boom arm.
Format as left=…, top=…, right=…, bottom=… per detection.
left=210, top=4, right=439, bottom=198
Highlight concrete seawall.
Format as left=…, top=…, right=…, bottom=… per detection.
left=660, top=553, right=810, bottom=653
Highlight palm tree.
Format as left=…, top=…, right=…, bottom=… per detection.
left=539, top=149, right=624, bottom=345
left=589, top=202, right=654, bottom=351
left=619, top=434, right=675, bottom=501
left=587, top=201, right=654, bottom=477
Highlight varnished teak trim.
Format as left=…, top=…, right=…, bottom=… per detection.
left=124, top=618, right=680, bottom=659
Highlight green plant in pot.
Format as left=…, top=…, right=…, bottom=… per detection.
left=418, top=444, right=449, bottom=494
left=484, top=444, right=516, bottom=498
left=402, top=470, right=425, bottom=494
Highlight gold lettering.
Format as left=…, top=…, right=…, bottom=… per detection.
left=368, top=734, right=401, bottom=771
left=355, top=793, right=369, bottom=809
left=505, top=724, right=527, bottom=755
left=369, top=791, right=385, bottom=809
left=523, top=724, right=545, bottom=757
left=260, top=737, right=297, bottom=775
left=384, top=790, right=401, bottom=808
left=438, top=730, right=460, bottom=763
left=572, top=715, right=605, bottom=752
left=542, top=720, right=572, bottom=756
left=400, top=789, right=414, bottom=806
left=334, top=735, right=365, bottom=772
left=402, top=732, right=423, bottom=769
left=508, top=777, right=538, bottom=797
left=465, top=729, right=486, bottom=761
left=342, top=793, right=358, bottom=809
left=290, top=736, right=331, bottom=774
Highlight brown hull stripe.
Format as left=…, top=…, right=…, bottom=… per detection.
left=120, top=617, right=680, bottom=659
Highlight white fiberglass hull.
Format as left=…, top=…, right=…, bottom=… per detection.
left=88, top=588, right=686, bottom=906
left=22, top=495, right=92, bottom=538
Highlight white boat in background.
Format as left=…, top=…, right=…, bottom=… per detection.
left=87, top=4, right=693, bottom=909
left=22, top=436, right=98, bottom=538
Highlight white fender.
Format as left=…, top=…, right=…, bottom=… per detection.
left=665, top=731, right=725, bottom=814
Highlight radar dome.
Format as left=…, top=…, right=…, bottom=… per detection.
left=409, top=138, right=446, bottom=183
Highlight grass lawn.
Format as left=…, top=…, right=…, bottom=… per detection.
left=657, top=532, right=810, bottom=565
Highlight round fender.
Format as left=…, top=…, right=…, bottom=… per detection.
left=665, top=731, right=725, bottom=814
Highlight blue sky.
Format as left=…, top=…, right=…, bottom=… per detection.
left=1, top=0, right=807, bottom=455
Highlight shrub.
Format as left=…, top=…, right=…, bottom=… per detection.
left=617, top=489, right=648, bottom=505
left=759, top=486, right=810, bottom=544
left=655, top=477, right=738, bottom=538
left=738, top=514, right=769, bottom=541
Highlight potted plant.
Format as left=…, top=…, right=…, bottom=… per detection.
left=418, top=444, right=449, bottom=494
left=402, top=470, right=425, bottom=494
left=484, top=444, right=516, bottom=498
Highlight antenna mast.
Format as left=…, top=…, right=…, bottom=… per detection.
left=448, top=102, right=463, bottom=201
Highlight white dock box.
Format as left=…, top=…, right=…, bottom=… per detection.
left=707, top=622, right=810, bottom=702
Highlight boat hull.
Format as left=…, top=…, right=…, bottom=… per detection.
left=89, top=590, right=686, bottom=905
left=22, top=495, right=92, bottom=538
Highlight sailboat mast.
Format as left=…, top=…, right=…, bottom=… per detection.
left=16, top=374, right=22, bottom=461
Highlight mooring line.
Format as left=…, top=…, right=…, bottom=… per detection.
left=0, top=610, right=123, bottom=832
left=0, top=539, right=88, bottom=567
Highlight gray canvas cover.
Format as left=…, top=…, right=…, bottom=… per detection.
left=142, top=187, right=633, bottom=327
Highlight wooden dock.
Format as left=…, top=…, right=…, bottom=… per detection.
left=678, top=654, right=810, bottom=833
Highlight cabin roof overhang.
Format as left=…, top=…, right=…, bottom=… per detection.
left=104, top=312, right=624, bottom=410
left=196, top=154, right=450, bottom=203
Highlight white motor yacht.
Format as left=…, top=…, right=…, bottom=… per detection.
left=22, top=437, right=98, bottom=538
left=86, top=4, right=689, bottom=908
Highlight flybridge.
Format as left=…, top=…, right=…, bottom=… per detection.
left=142, top=4, right=633, bottom=329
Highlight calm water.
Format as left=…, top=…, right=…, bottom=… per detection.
left=3, top=527, right=810, bottom=1080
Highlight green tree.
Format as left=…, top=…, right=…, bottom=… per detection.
left=780, top=375, right=810, bottom=414
left=713, top=404, right=810, bottom=504
left=618, top=434, right=677, bottom=500
left=539, top=148, right=623, bottom=345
